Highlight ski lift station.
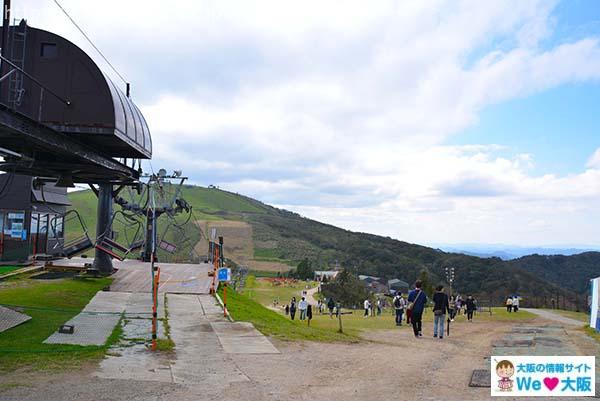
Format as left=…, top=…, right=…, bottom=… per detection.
left=0, top=19, right=152, bottom=272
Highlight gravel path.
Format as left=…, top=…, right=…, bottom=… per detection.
left=522, top=308, right=585, bottom=326
left=1, top=311, right=597, bottom=400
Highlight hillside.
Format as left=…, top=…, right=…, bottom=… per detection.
left=68, top=185, right=599, bottom=306
left=507, top=253, right=600, bottom=294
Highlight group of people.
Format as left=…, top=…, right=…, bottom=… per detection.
left=390, top=281, right=478, bottom=339
left=362, top=298, right=384, bottom=317
left=284, top=296, right=311, bottom=320
left=505, top=295, right=520, bottom=312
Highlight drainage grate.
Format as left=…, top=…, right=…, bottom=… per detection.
left=469, top=369, right=490, bottom=387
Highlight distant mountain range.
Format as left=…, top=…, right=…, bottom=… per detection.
left=435, top=244, right=600, bottom=260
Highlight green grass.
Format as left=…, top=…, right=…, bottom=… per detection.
left=478, top=307, right=537, bottom=321
left=583, top=325, right=600, bottom=343
left=0, top=265, right=24, bottom=276
left=156, top=293, right=175, bottom=352
left=219, top=286, right=355, bottom=342
left=254, top=248, right=279, bottom=259
left=240, top=280, right=535, bottom=335
left=0, top=276, right=118, bottom=371
left=242, top=277, right=317, bottom=306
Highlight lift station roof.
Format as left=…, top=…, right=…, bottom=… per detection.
left=0, top=20, right=151, bottom=160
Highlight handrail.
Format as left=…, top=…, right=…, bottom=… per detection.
left=0, top=54, right=71, bottom=106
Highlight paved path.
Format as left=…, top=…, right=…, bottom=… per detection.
left=303, top=285, right=320, bottom=305
left=95, top=293, right=278, bottom=384
left=522, top=308, right=585, bottom=326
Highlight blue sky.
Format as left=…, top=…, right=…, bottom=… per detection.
left=450, top=82, right=600, bottom=176
left=16, top=0, right=600, bottom=247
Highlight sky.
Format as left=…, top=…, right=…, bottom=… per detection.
left=13, top=0, right=600, bottom=248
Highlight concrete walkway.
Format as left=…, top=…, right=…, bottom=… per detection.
left=522, top=308, right=585, bottom=326
left=95, top=293, right=278, bottom=384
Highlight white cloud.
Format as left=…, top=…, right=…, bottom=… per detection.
left=13, top=0, right=600, bottom=246
left=586, top=148, right=600, bottom=170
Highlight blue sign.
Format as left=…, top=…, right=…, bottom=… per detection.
left=217, top=268, right=231, bottom=282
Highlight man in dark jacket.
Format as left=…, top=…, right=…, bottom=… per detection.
left=432, top=285, right=450, bottom=339
left=465, top=295, right=476, bottom=321
left=327, top=297, right=335, bottom=318
left=407, top=280, right=428, bottom=338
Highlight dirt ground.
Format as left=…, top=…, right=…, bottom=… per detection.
left=4, top=314, right=597, bottom=401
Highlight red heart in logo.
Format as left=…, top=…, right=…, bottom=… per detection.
left=543, top=377, right=559, bottom=391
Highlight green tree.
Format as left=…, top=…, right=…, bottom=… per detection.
left=418, top=269, right=433, bottom=297
left=321, top=269, right=369, bottom=308
left=292, top=258, right=314, bottom=280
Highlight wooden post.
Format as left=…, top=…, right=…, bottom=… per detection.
left=223, top=282, right=227, bottom=317
left=151, top=267, right=160, bottom=351
left=210, top=247, right=219, bottom=294
left=337, top=308, right=343, bottom=333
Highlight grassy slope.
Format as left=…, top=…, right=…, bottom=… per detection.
left=219, top=286, right=355, bottom=342
left=240, top=279, right=536, bottom=337
left=0, top=276, right=115, bottom=371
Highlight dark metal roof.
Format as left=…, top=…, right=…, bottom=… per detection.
left=0, top=21, right=152, bottom=159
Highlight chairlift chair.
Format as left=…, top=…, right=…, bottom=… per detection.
left=49, top=210, right=94, bottom=258
left=94, top=211, right=144, bottom=261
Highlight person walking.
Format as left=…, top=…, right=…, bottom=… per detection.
left=327, top=297, right=335, bottom=318
left=290, top=297, right=297, bottom=320
left=454, top=295, right=461, bottom=315
left=506, top=296, right=513, bottom=313
left=466, top=295, right=476, bottom=321
left=432, top=285, right=450, bottom=339
left=512, top=296, right=519, bottom=312
left=393, top=292, right=406, bottom=326
left=363, top=299, right=371, bottom=318
left=407, top=280, right=428, bottom=338
left=449, top=296, right=456, bottom=321
left=298, top=297, right=308, bottom=320
left=376, top=298, right=382, bottom=316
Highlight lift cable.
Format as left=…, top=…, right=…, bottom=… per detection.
left=51, top=0, right=128, bottom=85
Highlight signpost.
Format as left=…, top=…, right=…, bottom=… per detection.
left=218, top=267, right=231, bottom=317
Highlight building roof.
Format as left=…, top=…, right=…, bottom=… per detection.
left=314, top=270, right=338, bottom=276
left=388, top=278, right=410, bottom=287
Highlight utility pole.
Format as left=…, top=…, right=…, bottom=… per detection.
left=444, top=266, right=455, bottom=295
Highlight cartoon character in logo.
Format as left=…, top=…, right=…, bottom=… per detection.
left=496, top=360, right=514, bottom=392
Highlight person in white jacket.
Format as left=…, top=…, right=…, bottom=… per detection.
left=298, top=297, right=308, bottom=320
left=363, top=299, right=371, bottom=318
left=393, top=292, right=406, bottom=326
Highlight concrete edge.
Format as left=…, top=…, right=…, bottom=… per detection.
left=0, top=265, right=43, bottom=280
left=214, top=293, right=234, bottom=322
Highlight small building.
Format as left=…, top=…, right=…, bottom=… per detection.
left=314, top=270, right=339, bottom=281
left=388, top=278, right=410, bottom=294
left=358, top=275, right=387, bottom=293
left=0, top=174, right=70, bottom=263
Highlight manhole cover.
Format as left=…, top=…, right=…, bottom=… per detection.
left=469, top=369, right=490, bottom=387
